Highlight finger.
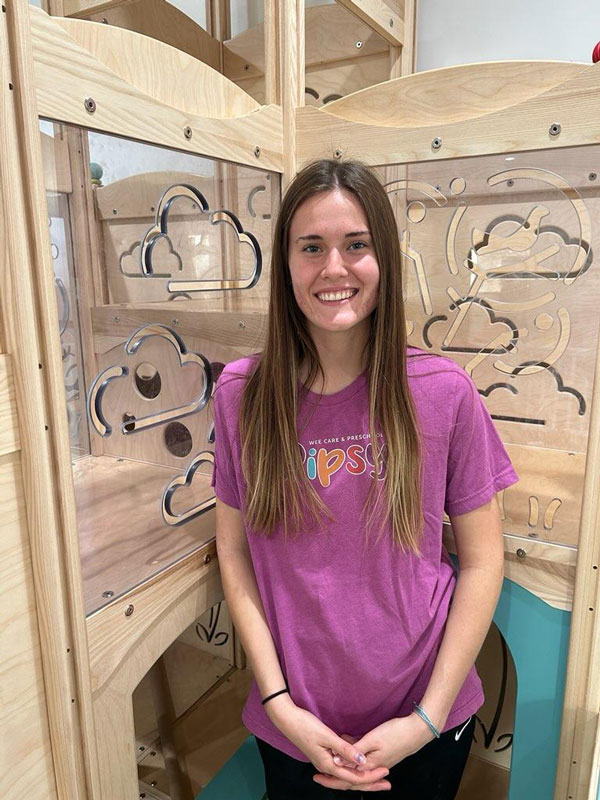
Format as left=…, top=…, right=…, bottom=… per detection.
left=314, top=765, right=390, bottom=787
left=330, top=738, right=367, bottom=768
left=314, top=774, right=392, bottom=792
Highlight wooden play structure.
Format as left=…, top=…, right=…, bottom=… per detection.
left=1, top=0, right=599, bottom=798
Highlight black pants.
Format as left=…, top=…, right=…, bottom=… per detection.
left=256, top=715, right=475, bottom=799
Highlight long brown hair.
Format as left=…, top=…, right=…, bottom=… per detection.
left=239, top=159, right=424, bottom=551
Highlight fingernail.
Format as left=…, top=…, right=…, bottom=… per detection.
left=333, top=755, right=342, bottom=765
left=355, top=753, right=366, bottom=764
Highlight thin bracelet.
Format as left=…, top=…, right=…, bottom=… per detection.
left=413, top=703, right=441, bottom=739
left=261, top=688, right=289, bottom=706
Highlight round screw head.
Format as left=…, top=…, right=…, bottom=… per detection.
left=171, top=318, right=179, bottom=326
left=204, top=554, right=212, bottom=564
left=238, top=320, right=246, bottom=329
left=184, top=126, right=193, bottom=139
left=549, top=122, right=561, bottom=136
left=589, top=172, right=597, bottom=181
left=334, top=149, right=343, bottom=159
left=355, top=40, right=363, bottom=48
left=254, top=146, right=261, bottom=158
left=102, top=590, right=114, bottom=598
left=516, top=547, right=527, bottom=559
left=84, top=97, right=96, bottom=113
left=431, top=137, right=442, bottom=150
left=125, top=604, right=134, bottom=617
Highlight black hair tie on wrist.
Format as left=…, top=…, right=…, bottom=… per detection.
left=261, top=688, right=289, bottom=706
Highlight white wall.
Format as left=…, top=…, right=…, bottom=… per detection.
left=417, top=0, right=600, bottom=71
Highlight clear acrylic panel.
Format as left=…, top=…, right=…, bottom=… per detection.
left=380, top=147, right=600, bottom=548
left=40, top=121, right=278, bottom=615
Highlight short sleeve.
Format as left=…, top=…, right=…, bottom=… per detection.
left=211, top=377, right=242, bottom=509
left=444, top=371, right=519, bottom=517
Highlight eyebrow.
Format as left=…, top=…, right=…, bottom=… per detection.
left=294, top=230, right=371, bottom=243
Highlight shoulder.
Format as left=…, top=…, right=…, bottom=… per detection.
left=406, top=347, right=478, bottom=428
left=406, top=345, right=466, bottom=390
left=213, top=355, right=259, bottom=417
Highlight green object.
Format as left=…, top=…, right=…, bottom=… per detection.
left=89, top=162, right=103, bottom=186
left=196, top=736, right=266, bottom=800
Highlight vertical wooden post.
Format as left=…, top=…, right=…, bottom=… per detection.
left=278, top=0, right=304, bottom=186
left=390, top=0, right=417, bottom=80
left=0, top=2, right=99, bottom=797
left=554, top=339, right=600, bottom=799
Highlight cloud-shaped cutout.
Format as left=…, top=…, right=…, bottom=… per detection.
left=86, top=324, right=213, bottom=438
left=140, top=184, right=209, bottom=276
left=162, top=451, right=215, bottom=526
left=120, top=235, right=182, bottom=279
left=167, top=208, right=262, bottom=294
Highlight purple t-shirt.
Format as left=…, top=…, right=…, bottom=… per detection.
left=212, top=347, right=518, bottom=761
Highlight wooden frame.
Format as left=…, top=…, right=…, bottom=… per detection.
left=12, top=1, right=600, bottom=798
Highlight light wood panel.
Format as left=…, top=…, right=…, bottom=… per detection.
left=68, top=0, right=221, bottom=72
left=0, top=355, right=21, bottom=456
left=279, top=0, right=305, bottom=184
left=41, top=130, right=72, bottom=193
left=86, top=542, right=222, bottom=799
left=223, top=3, right=388, bottom=81
left=296, top=61, right=600, bottom=167
left=1, top=2, right=95, bottom=796
left=30, top=7, right=284, bottom=172
left=0, top=451, right=58, bottom=800
left=336, top=0, right=405, bottom=47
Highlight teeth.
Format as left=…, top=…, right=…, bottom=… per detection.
left=317, top=289, right=356, bottom=301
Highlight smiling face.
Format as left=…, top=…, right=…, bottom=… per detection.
left=287, top=189, right=380, bottom=345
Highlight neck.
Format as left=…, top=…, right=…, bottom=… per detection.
left=302, top=322, right=370, bottom=395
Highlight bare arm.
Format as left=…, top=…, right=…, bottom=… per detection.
left=215, top=497, right=391, bottom=789
left=417, top=494, right=504, bottom=732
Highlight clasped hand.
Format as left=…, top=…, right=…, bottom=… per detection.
left=268, top=696, right=433, bottom=793
left=314, top=715, right=434, bottom=792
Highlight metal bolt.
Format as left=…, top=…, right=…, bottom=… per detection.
left=238, top=320, right=246, bottom=329
left=102, top=590, right=114, bottom=598
left=254, top=146, right=261, bottom=158
left=355, top=41, right=363, bottom=49
left=507, top=179, right=514, bottom=188
left=113, top=316, right=120, bottom=323
left=204, top=554, right=212, bottom=565
left=516, top=548, right=527, bottom=559
left=589, top=172, right=597, bottom=181
left=528, top=532, right=539, bottom=538
left=151, top=782, right=157, bottom=787
left=101, top=17, right=108, bottom=23
left=125, top=604, right=134, bottom=617
left=244, top=64, right=249, bottom=71
left=431, top=137, right=442, bottom=150
left=549, top=122, right=561, bottom=137
left=171, top=318, right=179, bottom=326
left=138, top=745, right=145, bottom=751
left=84, top=97, right=96, bottom=113
left=334, top=149, right=343, bottom=159
left=389, top=18, right=394, bottom=26
left=112, top=208, right=118, bottom=215
left=184, top=126, right=193, bottom=139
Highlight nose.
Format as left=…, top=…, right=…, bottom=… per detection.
left=321, top=247, right=348, bottom=279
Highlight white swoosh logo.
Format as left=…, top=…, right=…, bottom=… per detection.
left=455, top=717, right=473, bottom=742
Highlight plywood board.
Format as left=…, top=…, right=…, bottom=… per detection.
left=0, top=452, right=58, bottom=799
left=0, top=354, right=21, bottom=456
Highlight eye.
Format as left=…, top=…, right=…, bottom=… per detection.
left=348, top=240, right=367, bottom=251
left=302, top=244, right=321, bottom=254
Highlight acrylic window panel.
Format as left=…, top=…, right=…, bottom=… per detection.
left=40, top=122, right=276, bottom=615
left=380, top=147, right=600, bottom=548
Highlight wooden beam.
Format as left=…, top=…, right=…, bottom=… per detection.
left=0, top=2, right=99, bottom=797
left=279, top=0, right=305, bottom=184
left=336, top=0, right=405, bottom=47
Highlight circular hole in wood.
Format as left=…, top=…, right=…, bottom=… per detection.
left=164, top=421, right=193, bottom=458
left=449, top=176, right=466, bottom=195
left=406, top=201, right=426, bottom=224
left=134, top=362, right=161, bottom=399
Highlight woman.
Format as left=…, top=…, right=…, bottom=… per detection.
left=212, top=159, right=518, bottom=798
